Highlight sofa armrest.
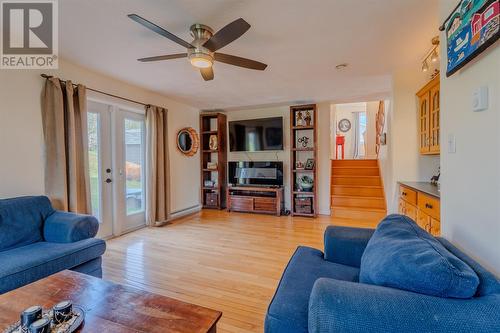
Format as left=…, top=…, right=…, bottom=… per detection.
left=44, top=211, right=99, bottom=243
left=323, top=226, right=374, bottom=267
left=309, top=278, right=500, bottom=333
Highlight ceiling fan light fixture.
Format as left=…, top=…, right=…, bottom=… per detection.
left=189, top=53, right=213, bottom=68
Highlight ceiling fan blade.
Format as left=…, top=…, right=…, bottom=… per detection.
left=200, top=67, right=214, bottom=81
left=138, top=53, right=187, bottom=62
left=214, top=53, right=267, bottom=70
left=128, top=14, right=193, bottom=49
left=203, top=18, right=250, bottom=52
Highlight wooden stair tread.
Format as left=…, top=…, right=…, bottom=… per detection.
left=332, top=194, right=384, bottom=199
left=331, top=206, right=386, bottom=212
left=332, top=175, right=380, bottom=178
left=331, top=184, right=383, bottom=189
left=332, top=166, right=379, bottom=169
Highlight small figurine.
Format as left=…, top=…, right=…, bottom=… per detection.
left=304, top=110, right=312, bottom=126
left=209, top=135, right=218, bottom=150
left=430, top=167, right=440, bottom=185
left=296, top=111, right=304, bottom=126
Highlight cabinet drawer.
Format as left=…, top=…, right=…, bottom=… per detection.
left=417, top=211, right=431, bottom=232
left=254, top=197, right=276, bottom=212
left=430, top=218, right=440, bottom=237
left=405, top=203, right=418, bottom=221
left=417, top=193, right=440, bottom=220
left=230, top=196, right=254, bottom=211
left=399, top=186, right=417, bottom=205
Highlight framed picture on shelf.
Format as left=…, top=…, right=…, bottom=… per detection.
left=207, top=162, right=218, bottom=170
left=305, top=159, right=315, bottom=170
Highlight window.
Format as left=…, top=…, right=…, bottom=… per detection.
left=124, top=118, right=145, bottom=215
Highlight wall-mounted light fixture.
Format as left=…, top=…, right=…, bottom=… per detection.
left=421, top=36, right=440, bottom=72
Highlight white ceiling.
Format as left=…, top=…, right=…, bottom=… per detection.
left=59, top=0, right=439, bottom=110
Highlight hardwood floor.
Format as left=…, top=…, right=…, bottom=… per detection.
left=102, top=210, right=378, bottom=333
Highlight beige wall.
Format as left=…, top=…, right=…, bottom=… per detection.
left=439, top=0, right=500, bottom=275
left=0, top=59, right=200, bottom=214
left=365, top=101, right=379, bottom=159
left=379, top=67, right=440, bottom=213
left=223, top=102, right=331, bottom=215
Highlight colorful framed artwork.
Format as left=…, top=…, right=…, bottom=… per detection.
left=443, top=0, right=499, bottom=77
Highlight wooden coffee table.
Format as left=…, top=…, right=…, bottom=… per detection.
left=0, top=270, right=222, bottom=332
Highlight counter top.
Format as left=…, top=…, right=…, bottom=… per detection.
left=398, top=181, right=440, bottom=198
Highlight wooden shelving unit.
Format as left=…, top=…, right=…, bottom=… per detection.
left=290, top=104, right=318, bottom=217
left=200, top=113, right=227, bottom=209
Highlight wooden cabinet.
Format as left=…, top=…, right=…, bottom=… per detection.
left=399, top=184, right=440, bottom=236
left=417, top=75, right=440, bottom=155
left=227, top=186, right=283, bottom=216
left=200, top=113, right=227, bottom=209
left=290, top=104, right=318, bottom=217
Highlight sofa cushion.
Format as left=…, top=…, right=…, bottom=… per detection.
left=0, top=196, right=54, bottom=252
left=359, top=214, right=479, bottom=299
left=438, top=238, right=500, bottom=297
left=0, top=238, right=106, bottom=294
left=265, top=246, right=360, bottom=333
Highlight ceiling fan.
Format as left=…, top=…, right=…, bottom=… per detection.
left=128, top=14, right=267, bottom=81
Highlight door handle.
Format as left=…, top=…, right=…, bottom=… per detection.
left=105, top=178, right=112, bottom=184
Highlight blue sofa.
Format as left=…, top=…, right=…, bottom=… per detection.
left=265, top=218, right=500, bottom=333
left=0, top=196, right=106, bottom=294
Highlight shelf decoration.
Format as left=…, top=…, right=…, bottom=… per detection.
left=200, top=113, right=227, bottom=209
left=290, top=104, right=318, bottom=217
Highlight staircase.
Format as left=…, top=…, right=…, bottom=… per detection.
left=331, top=159, right=387, bottom=223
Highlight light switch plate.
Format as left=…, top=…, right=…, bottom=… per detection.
left=472, top=86, right=488, bottom=112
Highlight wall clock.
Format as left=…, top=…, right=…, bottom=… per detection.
left=338, top=119, right=351, bottom=133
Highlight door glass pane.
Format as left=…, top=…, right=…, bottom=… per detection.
left=87, top=112, right=101, bottom=218
left=125, top=118, right=145, bottom=215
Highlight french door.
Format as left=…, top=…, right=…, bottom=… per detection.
left=87, top=99, right=146, bottom=238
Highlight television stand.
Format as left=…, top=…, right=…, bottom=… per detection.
left=227, top=186, right=284, bottom=216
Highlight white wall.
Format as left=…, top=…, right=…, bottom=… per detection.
left=439, top=0, right=500, bottom=275
left=0, top=59, right=200, bottom=214
left=379, top=67, right=440, bottom=213
left=224, top=102, right=332, bottom=215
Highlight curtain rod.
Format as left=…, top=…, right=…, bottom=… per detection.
left=40, top=74, right=150, bottom=107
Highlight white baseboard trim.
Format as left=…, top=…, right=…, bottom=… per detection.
left=169, top=204, right=202, bottom=221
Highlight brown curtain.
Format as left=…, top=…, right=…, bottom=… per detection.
left=145, top=105, right=170, bottom=226
left=41, top=77, right=90, bottom=213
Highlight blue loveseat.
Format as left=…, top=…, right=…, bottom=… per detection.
left=0, top=196, right=106, bottom=294
left=265, top=216, right=500, bottom=333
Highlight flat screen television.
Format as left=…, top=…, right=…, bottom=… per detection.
left=229, top=117, right=283, bottom=152
left=228, top=161, right=283, bottom=187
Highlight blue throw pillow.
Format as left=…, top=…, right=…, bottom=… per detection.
left=359, top=214, right=479, bottom=299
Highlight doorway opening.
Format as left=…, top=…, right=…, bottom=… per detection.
left=87, top=99, right=146, bottom=238
left=331, top=102, right=379, bottom=160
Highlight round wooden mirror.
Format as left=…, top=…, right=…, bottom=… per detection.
left=177, top=127, right=199, bottom=156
